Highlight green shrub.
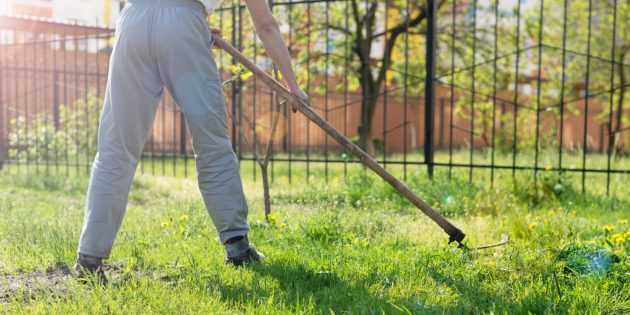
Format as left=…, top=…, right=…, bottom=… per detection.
left=8, top=95, right=101, bottom=163
left=513, top=171, right=577, bottom=206
left=494, top=111, right=558, bottom=153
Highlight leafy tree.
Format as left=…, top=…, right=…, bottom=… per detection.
left=322, top=0, right=439, bottom=153
left=536, top=0, right=630, bottom=151
left=211, top=0, right=431, bottom=155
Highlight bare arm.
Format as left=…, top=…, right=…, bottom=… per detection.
left=243, top=0, right=307, bottom=100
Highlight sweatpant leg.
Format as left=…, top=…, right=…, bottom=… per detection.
left=77, top=4, right=164, bottom=258
left=153, top=6, right=249, bottom=243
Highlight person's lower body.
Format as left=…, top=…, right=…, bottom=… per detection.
left=75, top=0, right=260, bottom=279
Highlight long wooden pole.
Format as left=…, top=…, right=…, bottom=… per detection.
left=213, top=36, right=466, bottom=244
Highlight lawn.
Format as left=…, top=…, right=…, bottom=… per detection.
left=0, top=156, right=629, bottom=314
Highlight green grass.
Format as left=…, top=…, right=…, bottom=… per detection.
left=0, top=154, right=629, bottom=314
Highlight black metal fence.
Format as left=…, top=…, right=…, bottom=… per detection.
left=0, top=0, right=629, bottom=197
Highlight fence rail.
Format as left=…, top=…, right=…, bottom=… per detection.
left=0, top=0, right=629, bottom=198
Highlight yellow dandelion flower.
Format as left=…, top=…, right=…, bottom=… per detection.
left=618, top=219, right=628, bottom=225
left=611, top=233, right=625, bottom=245
left=161, top=221, right=170, bottom=228
left=616, top=237, right=625, bottom=245
left=180, top=214, right=189, bottom=221
left=602, top=224, right=615, bottom=233
left=528, top=223, right=538, bottom=230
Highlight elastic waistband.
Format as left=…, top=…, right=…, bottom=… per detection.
left=128, top=0, right=205, bottom=11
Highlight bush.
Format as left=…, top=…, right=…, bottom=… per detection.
left=8, top=95, right=101, bottom=163
left=513, top=171, right=577, bottom=206
left=494, top=111, right=558, bottom=153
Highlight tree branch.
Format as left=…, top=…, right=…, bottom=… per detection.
left=321, top=23, right=352, bottom=35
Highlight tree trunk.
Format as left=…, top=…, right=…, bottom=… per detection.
left=358, top=93, right=378, bottom=155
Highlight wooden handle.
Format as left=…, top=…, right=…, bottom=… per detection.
left=213, top=36, right=466, bottom=244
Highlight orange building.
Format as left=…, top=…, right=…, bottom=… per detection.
left=2, top=0, right=54, bottom=18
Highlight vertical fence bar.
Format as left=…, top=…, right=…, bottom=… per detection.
left=469, top=0, right=478, bottom=183
left=581, top=0, right=593, bottom=193
left=34, top=34, right=40, bottom=172
left=172, top=100, right=176, bottom=177
left=54, top=35, right=60, bottom=173
left=424, top=0, right=436, bottom=179
left=161, top=97, right=166, bottom=176
left=180, top=111, right=187, bottom=177
left=44, top=32, right=50, bottom=176
left=324, top=0, right=330, bottom=182
left=84, top=28, right=90, bottom=175
left=382, top=1, right=389, bottom=170
left=63, top=31, right=69, bottom=175
left=96, top=34, right=103, bottom=175
left=24, top=31, right=30, bottom=174
left=11, top=32, right=17, bottom=174
left=306, top=1, right=311, bottom=182
left=34, top=31, right=40, bottom=174
left=230, top=1, right=238, bottom=154
left=17, top=32, right=22, bottom=172
left=439, top=98, right=445, bottom=149
left=73, top=26, right=81, bottom=175
left=558, top=0, right=568, bottom=177
left=0, top=40, right=5, bottom=171
left=533, top=0, right=544, bottom=188
left=269, top=0, right=275, bottom=184
left=268, top=48, right=274, bottom=183
left=150, top=105, right=155, bottom=175
left=287, top=0, right=294, bottom=183
left=96, top=35, right=101, bottom=111
left=606, top=0, right=618, bottom=196
left=511, top=0, right=522, bottom=179
left=343, top=0, right=349, bottom=180
left=490, top=0, right=499, bottom=186
left=237, top=2, right=244, bottom=162
left=448, top=0, right=456, bottom=180
left=403, top=0, right=410, bottom=180
left=18, top=32, right=22, bottom=173
left=43, top=33, right=49, bottom=174
left=252, top=15, right=258, bottom=182
left=5, top=33, right=9, bottom=171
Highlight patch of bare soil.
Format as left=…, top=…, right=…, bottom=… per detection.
left=1, top=262, right=175, bottom=303
left=0, top=263, right=72, bottom=304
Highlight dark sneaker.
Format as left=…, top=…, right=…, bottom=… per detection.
left=74, top=254, right=108, bottom=285
left=225, top=236, right=265, bottom=266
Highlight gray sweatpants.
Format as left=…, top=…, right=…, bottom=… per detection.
left=78, top=0, right=248, bottom=259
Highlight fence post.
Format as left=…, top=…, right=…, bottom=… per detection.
left=424, top=0, right=437, bottom=179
